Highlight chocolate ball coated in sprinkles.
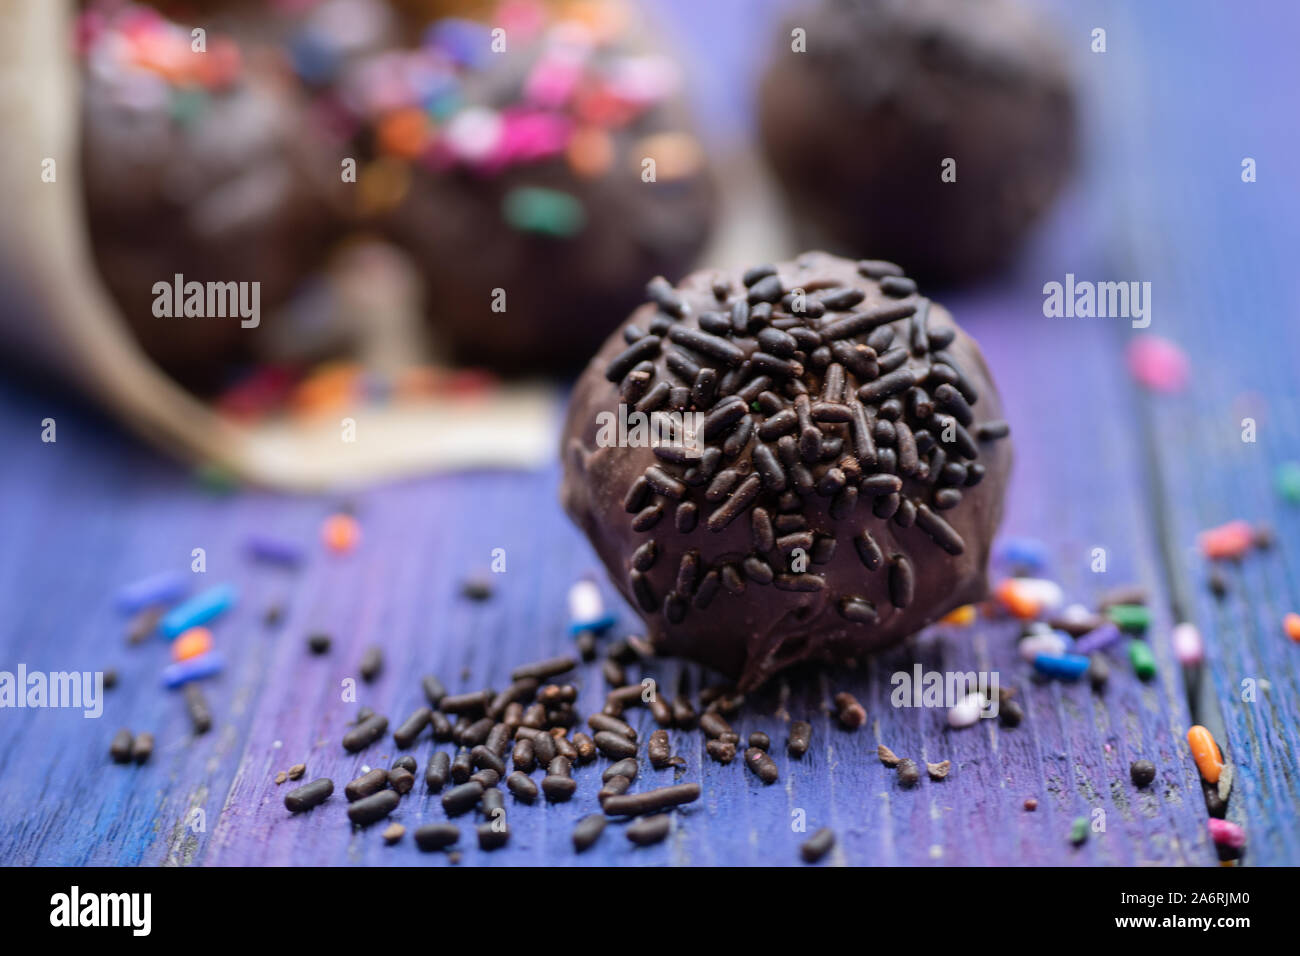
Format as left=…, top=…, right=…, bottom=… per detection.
left=758, top=0, right=1077, bottom=286
left=561, top=252, right=1012, bottom=691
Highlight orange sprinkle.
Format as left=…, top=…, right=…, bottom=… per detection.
left=1187, top=725, right=1224, bottom=784
left=290, top=362, right=362, bottom=417
left=1197, top=520, right=1254, bottom=560
left=322, top=513, right=361, bottom=554
left=941, top=604, right=977, bottom=626
left=1284, top=612, right=1300, bottom=643
left=377, top=108, right=431, bottom=160
left=994, top=579, right=1040, bottom=620
left=566, top=126, right=614, bottom=179
left=172, top=627, right=213, bottom=662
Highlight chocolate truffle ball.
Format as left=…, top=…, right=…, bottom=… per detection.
left=78, top=3, right=334, bottom=384
left=759, top=0, right=1077, bottom=286
left=324, top=1, right=717, bottom=373
left=562, top=252, right=1012, bottom=690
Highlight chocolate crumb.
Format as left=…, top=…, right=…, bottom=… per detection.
left=926, top=760, right=951, bottom=780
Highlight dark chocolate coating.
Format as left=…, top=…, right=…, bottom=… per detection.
left=385, top=152, right=716, bottom=374
left=759, top=0, right=1077, bottom=286
left=561, top=252, right=1012, bottom=690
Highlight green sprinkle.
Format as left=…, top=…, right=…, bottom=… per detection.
left=1128, top=639, right=1156, bottom=681
left=1108, top=603, right=1150, bottom=633
left=170, top=87, right=209, bottom=126
left=1069, top=816, right=1089, bottom=846
left=502, top=187, right=586, bottom=238
left=427, top=92, right=463, bottom=122
left=1276, top=461, right=1300, bottom=503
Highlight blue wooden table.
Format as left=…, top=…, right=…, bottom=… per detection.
left=1, top=0, right=1298, bottom=866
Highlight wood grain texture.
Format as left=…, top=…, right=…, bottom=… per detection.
left=1, top=0, right=1297, bottom=866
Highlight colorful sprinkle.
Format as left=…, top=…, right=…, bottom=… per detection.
left=947, top=692, right=985, bottom=729
left=160, top=585, right=237, bottom=639
left=1033, top=652, right=1090, bottom=681
left=322, top=513, right=361, bottom=553
left=1127, top=335, right=1189, bottom=393
left=1019, top=630, right=1069, bottom=662
left=1187, top=725, right=1224, bottom=784
left=116, top=570, right=186, bottom=615
left=1276, top=462, right=1300, bottom=503
left=1197, top=519, right=1254, bottom=560
left=1107, top=603, right=1150, bottom=633
left=1207, top=818, right=1245, bottom=849
left=161, top=650, right=226, bottom=688
left=172, top=626, right=213, bottom=662
left=1172, top=622, right=1204, bottom=664
left=502, top=186, right=585, bottom=237
left=1284, top=612, right=1300, bottom=643
left=1128, top=639, right=1156, bottom=681
left=1073, top=622, right=1123, bottom=655
left=940, top=604, right=977, bottom=626
left=993, top=536, right=1048, bottom=572
left=568, top=579, right=615, bottom=634
left=994, top=578, right=1042, bottom=619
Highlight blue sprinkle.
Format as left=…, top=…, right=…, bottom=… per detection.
left=289, top=28, right=342, bottom=85
left=162, top=651, right=226, bottom=689
left=160, top=585, right=238, bottom=639
left=116, top=570, right=187, bottom=614
left=425, top=19, right=492, bottom=67
left=569, top=613, right=619, bottom=637
left=1033, top=652, right=1090, bottom=681
left=994, top=536, right=1049, bottom=572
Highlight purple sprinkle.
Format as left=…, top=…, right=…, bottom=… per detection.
left=245, top=534, right=305, bottom=566
left=116, top=570, right=187, bottom=614
left=1073, top=622, right=1124, bottom=655
left=162, top=651, right=226, bottom=689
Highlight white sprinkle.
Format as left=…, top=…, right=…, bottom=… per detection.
left=947, top=692, right=986, bottom=729
left=568, top=579, right=604, bottom=627
left=1172, top=623, right=1204, bottom=665
left=1019, top=631, right=1068, bottom=662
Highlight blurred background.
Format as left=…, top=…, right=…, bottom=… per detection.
left=1, top=0, right=1091, bottom=488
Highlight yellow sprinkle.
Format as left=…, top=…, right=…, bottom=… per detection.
left=942, top=604, right=977, bottom=626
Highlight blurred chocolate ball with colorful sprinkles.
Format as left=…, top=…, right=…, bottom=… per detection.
left=76, top=1, right=339, bottom=386
left=758, top=0, right=1077, bottom=286
left=561, top=252, right=1012, bottom=690
left=318, top=0, right=717, bottom=373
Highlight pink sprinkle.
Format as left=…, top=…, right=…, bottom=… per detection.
left=485, top=110, right=572, bottom=170
left=1127, top=335, right=1189, bottom=393
left=1208, top=818, right=1245, bottom=849
left=525, top=54, right=585, bottom=109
